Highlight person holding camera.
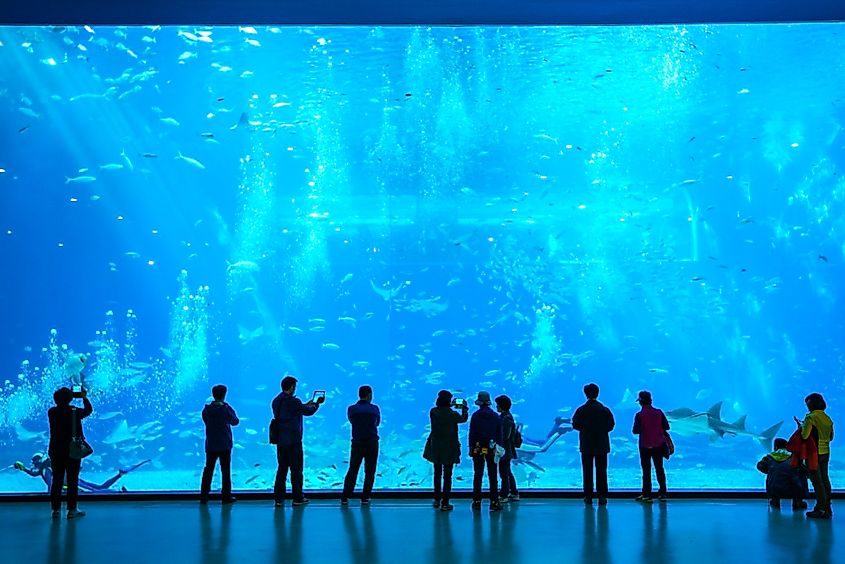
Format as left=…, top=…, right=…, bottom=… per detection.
left=200, top=384, right=240, bottom=505
left=48, top=385, right=93, bottom=519
left=469, top=391, right=503, bottom=512
left=423, top=390, right=468, bottom=511
left=271, top=375, right=324, bottom=507
left=341, top=385, right=381, bottom=506
left=572, top=383, right=615, bottom=506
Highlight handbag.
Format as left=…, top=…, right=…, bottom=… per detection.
left=68, top=408, right=93, bottom=460
left=663, top=431, right=675, bottom=460
left=268, top=418, right=278, bottom=445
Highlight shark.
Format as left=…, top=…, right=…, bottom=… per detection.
left=665, top=401, right=783, bottom=448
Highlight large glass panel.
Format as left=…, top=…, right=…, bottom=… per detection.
left=0, top=24, right=842, bottom=492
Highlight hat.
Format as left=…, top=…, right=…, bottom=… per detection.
left=637, top=390, right=652, bottom=404
left=475, top=391, right=492, bottom=406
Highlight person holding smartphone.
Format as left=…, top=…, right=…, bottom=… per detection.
left=48, top=385, right=93, bottom=519
left=271, top=375, right=325, bottom=507
left=423, top=390, right=468, bottom=511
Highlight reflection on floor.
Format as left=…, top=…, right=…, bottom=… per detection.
left=0, top=499, right=837, bottom=563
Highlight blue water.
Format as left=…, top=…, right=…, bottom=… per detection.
left=0, top=24, right=843, bottom=493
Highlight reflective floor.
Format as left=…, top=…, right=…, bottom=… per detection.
left=0, top=499, right=838, bottom=563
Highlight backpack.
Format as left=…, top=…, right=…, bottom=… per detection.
left=513, top=422, right=523, bottom=448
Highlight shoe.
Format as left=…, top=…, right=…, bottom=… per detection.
left=433, top=500, right=441, bottom=509
left=440, top=503, right=454, bottom=512
left=67, top=510, right=86, bottom=519
left=658, top=494, right=667, bottom=503
left=292, top=498, right=310, bottom=507
left=340, top=499, right=349, bottom=506
left=471, top=501, right=481, bottom=511
left=51, top=510, right=60, bottom=519
left=199, top=498, right=209, bottom=505
left=222, top=497, right=237, bottom=505
left=807, top=509, right=831, bottom=519
left=499, top=497, right=510, bottom=504
left=490, top=501, right=503, bottom=512
left=635, top=495, right=653, bottom=503
left=584, top=498, right=593, bottom=506
left=509, top=494, right=520, bottom=502
left=274, top=501, right=284, bottom=508
left=598, top=498, right=608, bottom=506
left=792, top=501, right=808, bottom=510
left=361, top=499, right=370, bottom=506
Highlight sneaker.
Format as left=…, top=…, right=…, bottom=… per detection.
left=440, top=503, right=454, bottom=512
left=635, top=495, right=653, bottom=503
left=807, top=509, right=831, bottom=519
left=274, top=501, right=284, bottom=508
left=499, top=497, right=510, bottom=504
left=222, top=497, right=237, bottom=505
left=509, top=494, right=520, bottom=502
left=471, top=501, right=481, bottom=511
left=433, top=500, right=441, bottom=509
left=292, top=498, right=310, bottom=507
left=598, top=498, right=608, bottom=506
left=658, top=494, right=668, bottom=503
left=490, top=501, right=503, bottom=512
left=361, top=499, right=371, bottom=506
left=792, top=501, right=808, bottom=510
left=67, top=510, right=86, bottom=519
left=51, top=510, right=60, bottom=519
left=340, top=499, right=349, bottom=506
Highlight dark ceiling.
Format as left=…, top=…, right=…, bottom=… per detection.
left=3, top=0, right=845, bottom=25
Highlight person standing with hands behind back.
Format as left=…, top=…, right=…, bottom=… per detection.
left=200, top=384, right=240, bottom=505
left=48, top=385, right=93, bottom=519
left=572, top=383, right=615, bottom=506
left=423, top=390, right=468, bottom=511
left=272, top=375, right=324, bottom=507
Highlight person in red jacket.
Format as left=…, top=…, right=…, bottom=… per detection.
left=632, top=390, right=670, bottom=503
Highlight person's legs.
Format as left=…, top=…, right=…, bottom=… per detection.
left=343, top=441, right=365, bottom=500
left=486, top=455, right=499, bottom=502
left=220, top=450, right=232, bottom=500
left=596, top=452, right=609, bottom=499
left=362, top=440, right=379, bottom=499
left=472, top=456, right=484, bottom=501
left=498, top=458, right=511, bottom=499
left=274, top=445, right=290, bottom=502
left=509, top=470, right=518, bottom=496
left=581, top=452, right=594, bottom=500
left=65, top=458, right=81, bottom=512
left=639, top=448, right=652, bottom=495
left=290, top=442, right=305, bottom=500
left=819, top=453, right=831, bottom=512
left=433, top=464, right=443, bottom=503
left=442, top=464, right=453, bottom=505
left=652, top=449, right=667, bottom=494
left=50, top=456, right=68, bottom=511
left=200, top=451, right=218, bottom=500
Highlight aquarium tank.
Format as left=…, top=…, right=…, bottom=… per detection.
left=0, top=24, right=842, bottom=493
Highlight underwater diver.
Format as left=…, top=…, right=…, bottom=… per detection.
left=14, top=453, right=151, bottom=493
left=513, top=416, right=574, bottom=472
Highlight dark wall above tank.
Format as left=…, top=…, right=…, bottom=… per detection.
left=3, top=0, right=845, bottom=25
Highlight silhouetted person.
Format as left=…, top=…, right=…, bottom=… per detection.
left=341, top=385, right=381, bottom=506
left=799, top=393, right=834, bottom=519
left=272, top=375, right=324, bottom=506
left=633, top=390, right=670, bottom=502
left=48, top=386, right=92, bottom=519
left=495, top=395, right=519, bottom=503
left=757, top=437, right=808, bottom=510
left=15, top=453, right=150, bottom=492
left=572, top=383, right=615, bottom=505
left=469, top=391, right=503, bottom=512
left=200, top=384, right=240, bottom=504
left=423, top=390, right=468, bottom=511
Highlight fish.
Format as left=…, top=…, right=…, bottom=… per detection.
left=176, top=151, right=206, bottom=170
left=99, top=163, right=124, bottom=171
left=18, top=107, right=40, bottom=119
left=239, top=26, right=259, bottom=34
left=65, top=175, right=97, bottom=184
left=665, top=401, right=782, bottom=448
left=322, top=343, right=340, bottom=350
left=178, top=50, right=196, bottom=61
left=160, top=117, right=181, bottom=127
left=121, top=147, right=134, bottom=171
left=338, top=316, right=357, bottom=328
left=818, top=254, right=828, bottom=263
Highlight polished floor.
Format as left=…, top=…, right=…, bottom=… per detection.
left=0, top=499, right=838, bottom=563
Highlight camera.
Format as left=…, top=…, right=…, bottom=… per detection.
left=452, top=398, right=466, bottom=408
left=72, top=385, right=83, bottom=398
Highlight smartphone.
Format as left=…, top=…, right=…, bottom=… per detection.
left=453, top=398, right=466, bottom=407
left=72, top=385, right=83, bottom=398
left=312, top=390, right=326, bottom=402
